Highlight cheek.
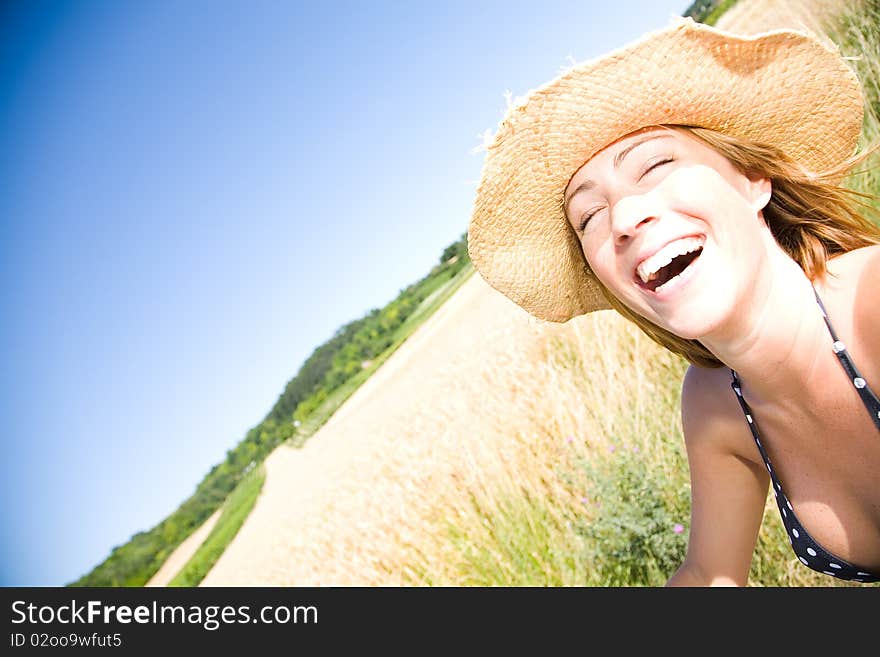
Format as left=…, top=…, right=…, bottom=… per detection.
left=583, top=238, right=626, bottom=291
left=658, top=165, right=756, bottom=226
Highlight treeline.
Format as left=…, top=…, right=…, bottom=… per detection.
left=69, top=232, right=470, bottom=586
left=683, top=0, right=738, bottom=24
left=267, top=233, right=469, bottom=426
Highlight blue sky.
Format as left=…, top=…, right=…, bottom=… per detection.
left=0, top=0, right=687, bottom=587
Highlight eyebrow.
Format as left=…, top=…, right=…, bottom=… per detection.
left=563, top=133, right=673, bottom=219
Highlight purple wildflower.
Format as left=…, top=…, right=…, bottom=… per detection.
left=673, top=523, right=684, bottom=534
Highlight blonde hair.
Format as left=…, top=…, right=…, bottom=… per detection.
left=592, top=125, right=880, bottom=369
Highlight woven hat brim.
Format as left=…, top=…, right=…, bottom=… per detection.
left=468, top=18, right=864, bottom=323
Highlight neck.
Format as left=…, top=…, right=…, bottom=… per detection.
left=700, top=236, right=830, bottom=408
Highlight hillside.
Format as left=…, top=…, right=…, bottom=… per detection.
left=201, top=271, right=566, bottom=584
left=113, top=0, right=880, bottom=587
left=70, top=233, right=471, bottom=586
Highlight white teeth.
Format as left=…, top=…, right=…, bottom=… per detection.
left=637, top=237, right=705, bottom=284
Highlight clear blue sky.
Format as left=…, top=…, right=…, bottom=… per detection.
left=0, top=0, right=687, bottom=587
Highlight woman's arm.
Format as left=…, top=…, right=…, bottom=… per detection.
left=665, top=365, right=770, bottom=587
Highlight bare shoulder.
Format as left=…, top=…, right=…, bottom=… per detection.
left=854, top=244, right=880, bottom=356
left=851, top=243, right=880, bottom=307
left=826, top=243, right=880, bottom=285
left=827, top=244, right=880, bottom=353
left=680, top=364, right=758, bottom=465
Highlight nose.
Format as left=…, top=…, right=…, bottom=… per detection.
left=610, top=193, right=657, bottom=246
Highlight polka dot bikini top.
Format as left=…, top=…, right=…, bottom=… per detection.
left=730, top=287, right=880, bottom=584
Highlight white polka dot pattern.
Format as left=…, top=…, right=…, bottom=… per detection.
left=727, top=286, right=880, bottom=584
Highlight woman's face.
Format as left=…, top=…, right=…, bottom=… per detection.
left=564, top=126, right=772, bottom=339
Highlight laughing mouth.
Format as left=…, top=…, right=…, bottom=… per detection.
left=635, top=236, right=704, bottom=293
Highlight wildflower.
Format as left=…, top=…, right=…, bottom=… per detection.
left=566, top=436, right=574, bottom=444
left=580, top=497, right=589, bottom=505
left=608, top=444, right=616, bottom=453
left=673, top=523, right=685, bottom=534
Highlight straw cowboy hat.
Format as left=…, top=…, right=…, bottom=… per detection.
left=467, top=17, right=864, bottom=322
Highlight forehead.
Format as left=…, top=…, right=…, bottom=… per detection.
left=565, top=126, right=675, bottom=187
left=598, top=125, right=673, bottom=156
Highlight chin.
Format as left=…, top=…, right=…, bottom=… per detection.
left=619, top=286, right=733, bottom=342
left=662, top=316, right=722, bottom=341
left=658, top=295, right=736, bottom=341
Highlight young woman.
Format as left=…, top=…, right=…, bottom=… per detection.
left=467, top=18, right=880, bottom=585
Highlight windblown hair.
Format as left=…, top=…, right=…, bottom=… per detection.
left=592, top=124, right=880, bottom=368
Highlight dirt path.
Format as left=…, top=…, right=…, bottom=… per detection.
left=145, top=509, right=221, bottom=586
left=190, top=0, right=856, bottom=586
left=715, top=0, right=850, bottom=33
left=199, top=272, right=571, bottom=585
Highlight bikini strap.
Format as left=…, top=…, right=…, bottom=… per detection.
left=811, top=285, right=880, bottom=429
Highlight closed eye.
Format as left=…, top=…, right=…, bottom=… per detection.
left=577, top=207, right=603, bottom=232
left=638, top=156, right=673, bottom=182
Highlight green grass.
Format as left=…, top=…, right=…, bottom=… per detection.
left=142, top=262, right=474, bottom=586
left=392, top=2, right=880, bottom=588
left=168, top=464, right=265, bottom=586
left=434, top=491, right=589, bottom=587
left=288, top=262, right=475, bottom=446
left=834, top=0, right=880, bottom=216
left=157, top=2, right=880, bottom=590
left=573, top=0, right=880, bottom=588
left=701, top=0, right=740, bottom=26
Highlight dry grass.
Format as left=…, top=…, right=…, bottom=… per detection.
left=382, top=0, right=880, bottom=586
left=380, top=311, right=682, bottom=585
left=382, top=308, right=859, bottom=586
left=196, top=0, right=879, bottom=588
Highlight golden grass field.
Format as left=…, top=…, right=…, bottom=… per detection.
left=150, top=0, right=878, bottom=587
